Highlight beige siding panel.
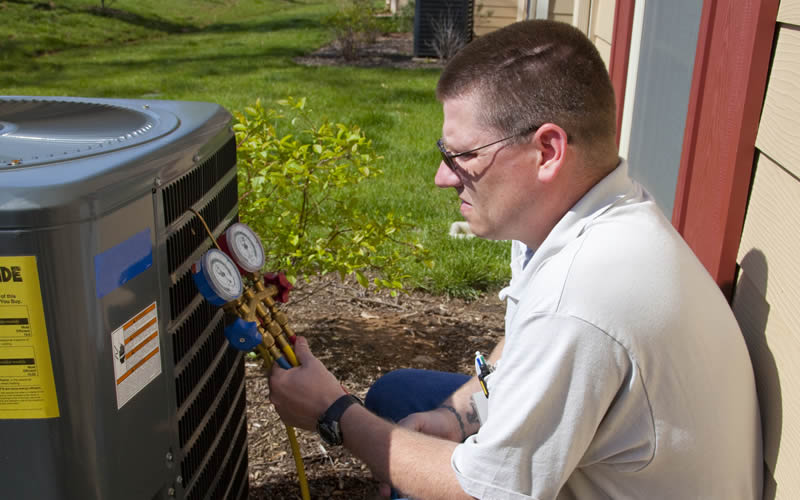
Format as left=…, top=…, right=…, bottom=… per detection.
left=473, top=0, right=518, bottom=35
left=474, top=15, right=523, bottom=31
left=475, top=6, right=519, bottom=19
left=594, top=37, right=611, bottom=68
left=733, top=274, right=800, bottom=497
left=550, top=0, right=574, bottom=16
left=549, top=0, right=574, bottom=24
left=590, top=0, right=616, bottom=43
left=756, top=27, right=800, bottom=179
left=551, top=13, right=573, bottom=24
left=735, top=152, right=800, bottom=497
left=778, top=0, right=800, bottom=25
left=474, top=0, right=518, bottom=11
left=737, top=153, right=800, bottom=321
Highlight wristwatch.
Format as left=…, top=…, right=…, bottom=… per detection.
left=317, top=394, right=363, bottom=446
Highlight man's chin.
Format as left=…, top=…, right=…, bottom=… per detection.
left=465, top=222, right=492, bottom=240
left=467, top=224, right=508, bottom=242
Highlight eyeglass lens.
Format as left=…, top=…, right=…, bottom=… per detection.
left=437, top=140, right=458, bottom=172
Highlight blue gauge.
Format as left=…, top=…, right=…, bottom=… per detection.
left=191, top=248, right=243, bottom=305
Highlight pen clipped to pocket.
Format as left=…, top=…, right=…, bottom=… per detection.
left=474, top=351, right=494, bottom=397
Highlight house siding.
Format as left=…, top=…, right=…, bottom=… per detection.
left=474, top=0, right=520, bottom=36
left=548, top=0, right=574, bottom=24
left=589, top=0, right=615, bottom=67
left=733, top=4, right=800, bottom=497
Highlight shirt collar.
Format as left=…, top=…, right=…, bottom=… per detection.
left=502, top=159, right=638, bottom=301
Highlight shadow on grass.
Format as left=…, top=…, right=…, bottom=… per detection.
left=1, top=42, right=439, bottom=105
left=0, top=38, right=86, bottom=60
left=5, top=0, right=198, bottom=33
left=86, top=6, right=200, bottom=34
left=2, top=0, right=324, bottom=63
left=87, top=9, right=323, bottom=36
left=204, top=17, right=322, bottom=34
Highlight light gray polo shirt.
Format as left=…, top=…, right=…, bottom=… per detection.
left=451, top=161, right=762, bottom=499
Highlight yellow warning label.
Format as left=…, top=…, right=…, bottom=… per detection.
left=0, top=256, right=60, bottom=419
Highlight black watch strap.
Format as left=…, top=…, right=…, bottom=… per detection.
left=317, top=394, right=363, bottom=446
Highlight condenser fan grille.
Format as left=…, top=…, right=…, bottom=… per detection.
left=161, top=133, right=248, bottom=500
left=0, top=98, right=178, bottom=168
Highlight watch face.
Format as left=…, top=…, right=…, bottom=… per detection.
left=318, top=421, right=342, bottom=446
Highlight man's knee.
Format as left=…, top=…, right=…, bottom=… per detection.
left=365, top=369, right=419, bottom=420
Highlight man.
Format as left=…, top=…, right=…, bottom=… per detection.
left=268, top=20, right=763, bottom=499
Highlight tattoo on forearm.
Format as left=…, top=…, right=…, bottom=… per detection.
left=466, top=400, right=480, bottom=426
left=440, top=404, right=467, bottom=442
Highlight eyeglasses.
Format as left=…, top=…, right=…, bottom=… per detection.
left=437, top=126, right=540, bottom=172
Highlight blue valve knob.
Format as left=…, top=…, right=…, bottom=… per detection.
left=224, top=318, right=263, bottom=351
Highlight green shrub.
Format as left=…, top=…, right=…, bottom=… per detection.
left=234, top=97, right=430, bottom=294
left=324, top=0, right=382, bottom=60
left=376, top=0, right=415, bottom=33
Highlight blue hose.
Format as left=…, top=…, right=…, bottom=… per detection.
left=276, top=356, right=292, bottom=370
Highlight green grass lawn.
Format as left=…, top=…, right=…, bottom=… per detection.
left=1, top=0, right=510, bottom=298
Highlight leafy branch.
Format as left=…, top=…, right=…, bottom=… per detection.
left=233, top=97, right=431, bottom=294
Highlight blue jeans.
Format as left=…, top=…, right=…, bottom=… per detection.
left=365, top=368, right=471, bottom=422
left=364, top=369, right=471, bottom=499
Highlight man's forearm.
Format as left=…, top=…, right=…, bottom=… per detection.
left=437, top=337, right=505, bottom=439
left=341, top=404, right=473, bottom=500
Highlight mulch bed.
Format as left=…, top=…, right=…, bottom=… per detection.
left=294, top=32, right=443, bottom=70
left=246, top=276, right=505, bottom=499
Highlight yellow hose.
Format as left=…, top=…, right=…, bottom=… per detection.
left=286, top=424, right=311, bottom=500
left=257, top=343, right=310, bottom=500
left=282, top=342, right=299, bottom=367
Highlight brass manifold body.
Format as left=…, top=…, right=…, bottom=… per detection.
left=223, top=274, right=298, bottom=370
left=226, top=275, right=310, bottom=500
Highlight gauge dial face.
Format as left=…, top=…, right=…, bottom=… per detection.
left=226, top=223, right=265, bottom=272
left=205, top=249, right=242, bottom=300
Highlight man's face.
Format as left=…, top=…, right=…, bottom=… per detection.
left=435, top=95, right=539, bottom=242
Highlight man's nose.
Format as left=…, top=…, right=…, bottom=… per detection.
left=434, top=161, right=462, bottom=188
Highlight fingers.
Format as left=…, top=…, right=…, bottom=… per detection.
left=291, top=336, right=314, bottom=364
left=268, top=336, right=311, bottom=378
left=265, top=336, right=347, bottom=430
left=397, top=413, right=424, bottom=432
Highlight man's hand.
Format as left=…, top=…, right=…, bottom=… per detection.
left=398, top=407, right=467, bottom=442
left=268, top=336, right=346, bottom=431
left=374, top=407, right=468, bottom=497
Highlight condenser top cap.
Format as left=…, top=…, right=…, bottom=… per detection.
left=0, top=97, right=178, bottom=169
left=0, top=96, right=232, bottom=230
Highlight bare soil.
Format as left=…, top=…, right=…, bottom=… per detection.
left=294, top=32, right=443, bottom=70
left=246, top=276, right=505, bottom=499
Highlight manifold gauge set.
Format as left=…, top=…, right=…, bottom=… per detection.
left=190, top=219, right=311, bottom=499
left=190, top=222, right=297, bottom=368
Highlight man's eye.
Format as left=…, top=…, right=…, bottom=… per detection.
left=457, top=153, right=477, bottom=160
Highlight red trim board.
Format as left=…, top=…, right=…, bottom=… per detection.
left=608, top=0, right=636, bottom=147
left=672, top=0, right=779, bottom=299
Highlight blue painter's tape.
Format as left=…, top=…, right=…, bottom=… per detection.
left=94, top=229, right=153, bottom=298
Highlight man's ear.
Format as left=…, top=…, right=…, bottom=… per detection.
left=532, top=124, right=569, bottom=183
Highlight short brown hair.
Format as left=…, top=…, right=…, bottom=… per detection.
left=437, top=20, right=616, bottom=149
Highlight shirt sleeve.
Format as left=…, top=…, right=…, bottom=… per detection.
left=451, top=313, right=647, bottom=500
